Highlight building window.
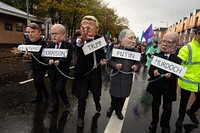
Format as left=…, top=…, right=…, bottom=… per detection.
left=184, top=37, right=188, bottom=42
left=179, top=38, right=182, bottom=43
left=16, top=23, right=23, bottom=32
left=189, top=36, right=193, bottom=42
left=4, top=22, right=13, bottom=30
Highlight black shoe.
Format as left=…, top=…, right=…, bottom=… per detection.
left=30, top=97, right=42, bottom=103
left=115, top=112, right=123, bottom=120
left=161, top=127, right=170, bottom=133
left=148, top=124, right=157, bottom=133
left=77, top=117, right=84, bottom=129
left=64, top=103, right=71, bottom=109
left=48, top=106, right=58, bottom=114
left=106, top=107, right=113, bottom=118
left=95, top=102, right=101, bottom=112
left=175, top=117, right=184, bottom=128
left=91, top=113, right=101, bottom=129
left=186, top=110, right=199, bottom=125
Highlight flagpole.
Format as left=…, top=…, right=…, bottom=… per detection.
left=26, top=0, right=30, bottom=24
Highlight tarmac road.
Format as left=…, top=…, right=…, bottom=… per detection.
left=0, top=57, right=200, bottom=133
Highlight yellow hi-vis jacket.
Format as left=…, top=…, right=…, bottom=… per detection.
left=178, top=39, right=200, bottom=92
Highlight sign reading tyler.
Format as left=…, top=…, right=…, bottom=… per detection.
left=151, top=56, right=187, bottom=77
left=112, top=48, right=141, bottom=61
left=18, top=45, right=42, bottom=52
left=82, top=37, right=107, bottom=55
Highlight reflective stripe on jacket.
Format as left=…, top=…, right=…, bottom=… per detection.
left=178, top=39, right=200, bottom=92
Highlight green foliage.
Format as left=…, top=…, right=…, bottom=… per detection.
left=2, top=0, right=129, bottom=39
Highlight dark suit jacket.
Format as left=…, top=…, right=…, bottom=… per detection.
left=72, top=35, right=105, bottom=98
left=45, top=41, right=72, bottom=81
left=73, top=35, right=105, bottom=78
left=146, top=52, right=181, bottom=101
left=27, top=38, right=48, bottom=70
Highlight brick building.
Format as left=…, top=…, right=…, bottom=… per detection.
left=0, top=1, right=44, bottom=47
left=153, top=9, right=200, bottom=44
left=168, top=9, right=200, bottom=44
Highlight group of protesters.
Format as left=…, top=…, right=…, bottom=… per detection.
left=11, top=15, right=200, bottom=133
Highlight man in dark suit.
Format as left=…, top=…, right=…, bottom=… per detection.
left=146, top=32, right=181, bottom=133
left=11, top=23, right=49, bottom=103
left=45, top=24, right=72, bottom=113
left=72, top=15, right=106, bottom=128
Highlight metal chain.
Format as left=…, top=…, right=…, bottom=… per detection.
left=31, top=53, right=166, bottom=83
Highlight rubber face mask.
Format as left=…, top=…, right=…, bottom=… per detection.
left=120, top=30, right=136, bottom=49
left=80, top=19, right=98, bottom=37
left=160, top=32, right=178, bottom=54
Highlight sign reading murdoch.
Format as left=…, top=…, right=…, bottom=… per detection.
left=151, top=56, right=187, bottom=77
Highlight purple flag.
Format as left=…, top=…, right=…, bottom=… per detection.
left=143, top=24, right=153, bottom=42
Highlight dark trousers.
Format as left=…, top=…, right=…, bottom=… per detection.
left=50, top=79, right=69, bottom=108
left=32, top=67, right=49, bottom=99
left=78, top=69, right=101, bottom=118
left=110, top=95, right=126, bottom=113
left=178, top=88, right=200, bottom=118
left=151, top=95, right=172, bottom=128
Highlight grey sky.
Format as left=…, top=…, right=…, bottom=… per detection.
left=104, top=0, right=200, bottom=35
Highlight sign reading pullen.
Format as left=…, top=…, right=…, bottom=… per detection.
left=82, top=37, right=107, bottom=55
left=112, top=48, right=141, bottom=61
left=41, top=48, right=68, bottom=58
left=18, top=45, right=42, bottom=52
left=151, top=56, right=187, bottom=77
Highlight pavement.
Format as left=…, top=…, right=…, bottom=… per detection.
left=1, top=50, right=200, bottom=133
left=0, top=49, right=14, bottom=59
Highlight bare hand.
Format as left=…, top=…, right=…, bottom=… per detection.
left=79, top=26, right=94, bottom=42
left=49, top=59, right=54, bottom=65
left=23, top=48, right=31, bottom=58
left=131, top=65, right=138, bottom=72
left=153, top=69, right=160, bottom=76
left=11, top=47, right=20, bottom=55
left=115, top=64, right=122, bottom=70
left=165, top=73, right=171, bottom=78
left=54, top=60, right=60, bottom=66
left=100, top=59, right=106, bottom=65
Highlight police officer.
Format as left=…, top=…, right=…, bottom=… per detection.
left=175, top=27, right=200, bottom=129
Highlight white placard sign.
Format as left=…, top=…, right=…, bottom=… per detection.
left=151, top=56, right=187, bottom=77
left=112, top=48, right=141, bottom=61
left=41, top=48, right=68, bottom=58
left=17, top=45, right=42, bottom=52
left=82, top=37, right=107, bottom=55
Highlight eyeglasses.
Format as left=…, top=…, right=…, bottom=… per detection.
left=51, top=32, right=62, bottom=36
left=161, top=40, right=174, bottom=46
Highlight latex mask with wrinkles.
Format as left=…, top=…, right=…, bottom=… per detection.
left=80, top=16, right=99, bottom=38
left=119, top=29, right=136, bottom=49
left=160, top=32, right=179, bottom=54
